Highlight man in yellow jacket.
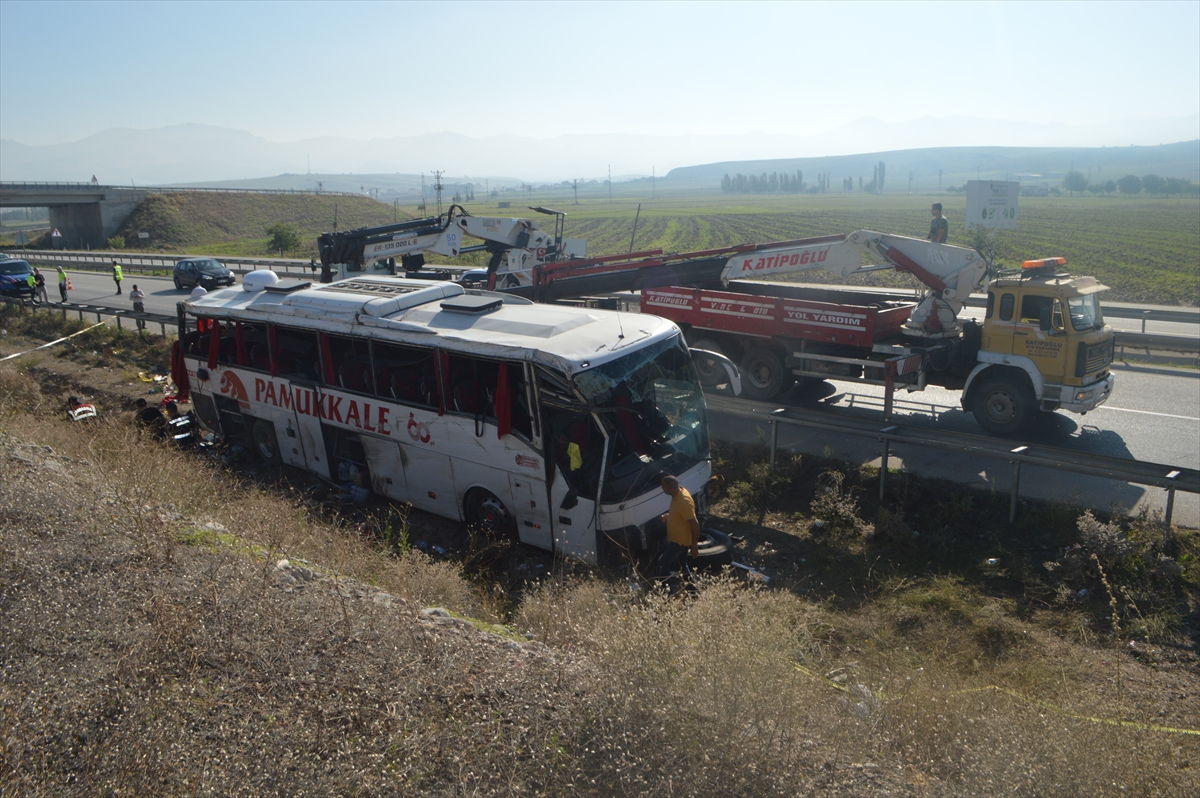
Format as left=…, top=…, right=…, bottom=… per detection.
left=112, top=260, right=123, bottom=295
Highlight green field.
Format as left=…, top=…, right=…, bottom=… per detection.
left=479, top=192, right=1199, bottom=305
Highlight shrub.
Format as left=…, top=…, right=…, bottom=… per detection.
left=106, top=234, right=125, bottom=249
left=809, top=469, right=866, bottom=535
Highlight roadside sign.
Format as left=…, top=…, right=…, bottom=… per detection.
left=138, top=232, right=149, bottom=239
left=14, top=231, right=28, bottom=245
left=51, top=228, right=62, bottom=237
left=966, top=180, right=1019, bottom=230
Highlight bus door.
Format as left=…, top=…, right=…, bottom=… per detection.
left=545, top=409, right=606, bottom=560
left=359, top=436, right=409, bottom=502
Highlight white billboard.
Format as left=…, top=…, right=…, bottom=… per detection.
left=966, top=180, right=1020, bottom=230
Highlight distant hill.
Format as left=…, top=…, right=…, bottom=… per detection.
left=664, top=141, right=1200, bottom=190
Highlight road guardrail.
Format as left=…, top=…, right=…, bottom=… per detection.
left=755, top=403, right=1198, bottom=530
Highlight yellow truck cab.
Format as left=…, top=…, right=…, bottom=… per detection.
left=965, top=258, right=1115, bottom=435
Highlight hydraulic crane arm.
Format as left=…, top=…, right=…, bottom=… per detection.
left=717, top=230, right=988, bottom=336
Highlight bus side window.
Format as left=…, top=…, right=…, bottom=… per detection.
left=273, top=326, right=320, bottom=381
left=985, top=292, right=995, bottom=319
left=445, top=354, right=498, bottom=418
left=372, top=341, right=439, bottom=410
left=239, top=323, right=270, bottom=371
left=999, top=293, right=1015, bottom=321
left=327, top=334, right=374, bottom=395
left=506, top=363, right=533, bottom=440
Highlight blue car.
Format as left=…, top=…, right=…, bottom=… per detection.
left=0, top=257, right=34, bottom=298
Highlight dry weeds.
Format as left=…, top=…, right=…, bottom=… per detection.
left=2, top=362, right=1198, bottom=796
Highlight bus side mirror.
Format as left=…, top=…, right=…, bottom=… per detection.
left=689, top=348, right=742, bottom=396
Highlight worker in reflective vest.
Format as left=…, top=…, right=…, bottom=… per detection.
left=112, top=260, right=123, bottom=294
left=57, top=267, right=68, bottom=301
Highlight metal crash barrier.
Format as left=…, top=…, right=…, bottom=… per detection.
left=764, top=405, right=1199, bottom=531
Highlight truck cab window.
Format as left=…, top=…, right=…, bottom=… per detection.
left=999, top=293, right=1015, bottom=321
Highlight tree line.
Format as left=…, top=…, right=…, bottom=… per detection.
left=721, top=161, right=888, bottom=195
left=1061, top=170, right=1197, bottom=197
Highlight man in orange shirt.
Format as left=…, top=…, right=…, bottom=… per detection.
left=658, top=474, right=699, bottom=576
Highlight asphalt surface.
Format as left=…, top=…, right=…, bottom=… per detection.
left=51, top=269, right=1200, bottom=526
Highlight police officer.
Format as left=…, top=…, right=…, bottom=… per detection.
left=112, top=260, right=123, bottom=294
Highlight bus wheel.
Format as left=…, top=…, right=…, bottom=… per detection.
left=464, top=489, right=514, bottom=539
left=739, top=347, right=789, bottom=400
left=693, top=527, right=734, bottom=570
left=972, top=377, right=1033, bottom=436
left=690, top=337, right=727, bottom=387
left=252, top=420, right=282, bottom=464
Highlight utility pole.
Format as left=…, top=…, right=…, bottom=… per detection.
left=573, top=178, right=578, bottom=205
left=908, top=172, right=913, bottom=195
left=432, top=171, right=445, bottom=215
left=421, top=174, right=427, bottom=213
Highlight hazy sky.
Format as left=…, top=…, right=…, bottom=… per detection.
left=1, top=0, right=1198, bottom=146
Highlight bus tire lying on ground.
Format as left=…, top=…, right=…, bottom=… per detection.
left=251, top=419, right=282, bottom=465
left=739, top=347, right=790, bottom=401
left=693, top=527, right=734, bottom=570
left=464, top=488, right=515, bottom=539
left=690, top=337, right=728, bottom=387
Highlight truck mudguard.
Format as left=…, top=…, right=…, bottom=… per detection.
left=962, top=352, right=1046, bottom=404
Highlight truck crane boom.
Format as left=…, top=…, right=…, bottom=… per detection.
left=715, top=230, right=989, bottom=337
left=317, top=205, right=585, bottom=283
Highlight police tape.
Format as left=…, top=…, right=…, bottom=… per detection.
left=0, top=321, right=109, bottom=363
left=793, top=662, right=1199, bottom=736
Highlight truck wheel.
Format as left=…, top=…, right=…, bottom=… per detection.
left=252, top=420, right=282, bottom=464
left=972, top=377, right=1034, bottom=436
left=740, top=347, right=789, bottom=401
left=464, top=488, right=515, bottom=539
left=690, top=337, right=727, bottom=387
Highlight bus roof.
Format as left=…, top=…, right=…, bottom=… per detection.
left=185, top=276, right=678, bottom=374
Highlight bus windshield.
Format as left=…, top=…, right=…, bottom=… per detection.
left=573, top=334, right=709, bottom=501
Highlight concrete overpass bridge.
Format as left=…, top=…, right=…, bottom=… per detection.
left=1, top=182, right=362, bottom=249
left=0, top=182, right=146, bottom=249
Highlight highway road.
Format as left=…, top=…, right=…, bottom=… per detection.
left=50, top=269, right=1200, bottom=526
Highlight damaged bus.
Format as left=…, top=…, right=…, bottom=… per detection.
left=174, top=272, right=721, bottom=565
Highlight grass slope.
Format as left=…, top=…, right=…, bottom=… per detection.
left=113, top=192, right=407, bottom=257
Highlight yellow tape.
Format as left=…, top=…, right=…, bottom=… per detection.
left=0, top=321, right=108, bottom=363
left=793, top=662, right=1199, bottom=736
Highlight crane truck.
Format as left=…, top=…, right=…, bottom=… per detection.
left=481, top=229, right=1116, bottom=436
left=311, top=210, right=1115, bottom=436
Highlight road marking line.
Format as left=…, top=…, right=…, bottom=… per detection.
left=1099, top=406, right=1199, bottom=422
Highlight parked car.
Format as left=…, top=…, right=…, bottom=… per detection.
left=173, top=258, right=236, bottom=290
left=0, top=257, right=34, bottom=298
left=457, top=268, right=490, bottom=288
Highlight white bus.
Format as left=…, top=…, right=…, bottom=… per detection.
left=176, top=274, right=715, bottom=565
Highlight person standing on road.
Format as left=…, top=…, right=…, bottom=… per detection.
left=927, top=203, right=948, bottom=243
left=657, top=474, right=700, bottom=576
left=56, top=267, right=68, bottom=302
left=129, top=284, right=146, bottom=330
left=33, top=268, right=48, bottom=304
left=25, top=271, right=36, bottom=302
left=112, top=260, right=123, bottom=294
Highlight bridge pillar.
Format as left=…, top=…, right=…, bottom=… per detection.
left=47, top=189, right=146, bottom=248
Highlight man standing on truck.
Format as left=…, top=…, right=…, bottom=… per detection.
left=112, top=260, right=123, bottom=294
left=927, top=203, right=948, bottom=243
left=658, top=474, right=700, bottom=576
